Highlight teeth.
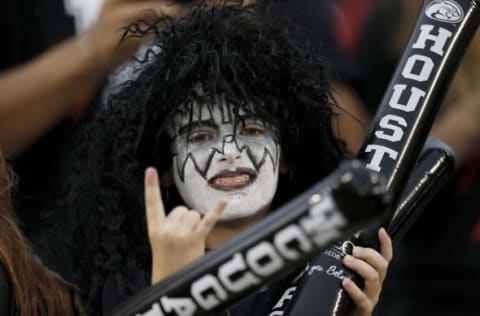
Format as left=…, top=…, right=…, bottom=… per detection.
left=214, top=174, right=250, bottom=187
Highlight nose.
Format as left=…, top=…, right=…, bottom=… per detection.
left=219, top=135, right=242, bottom=163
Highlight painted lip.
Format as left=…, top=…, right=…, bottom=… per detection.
left=208, top=168, right=257, bottom=191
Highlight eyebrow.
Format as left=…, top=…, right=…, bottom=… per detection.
left=178, top=119, right=217, bottom=135
left=241, top=116, right=264, bottom=123
left=236, top=115, right=265, bottom=127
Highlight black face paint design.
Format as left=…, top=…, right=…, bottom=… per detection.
left=169, top=101, right=280, bottom=182
left=167, top=100, right=282, bottom=220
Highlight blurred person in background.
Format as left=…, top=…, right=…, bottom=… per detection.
left=268, top=0, right=401, bottom=154
left=0, top=0, right=192, bottom=280
left=0, top=149, right=84, bottom=316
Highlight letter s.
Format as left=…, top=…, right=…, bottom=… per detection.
left=375, top=114, right=407, bottom=142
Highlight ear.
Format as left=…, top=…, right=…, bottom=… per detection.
left=160, top=171, right=174, bottom=188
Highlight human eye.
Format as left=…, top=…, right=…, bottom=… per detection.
left=187, top=130, right=216, bottom=144
left=240, top=120, right=265, bottom=137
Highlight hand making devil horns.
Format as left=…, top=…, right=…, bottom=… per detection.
left=144, top=167, right=227, bottom=284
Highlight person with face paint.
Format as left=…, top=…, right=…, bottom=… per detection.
left=65, top=2, right=392, bottom=315
left=147, top=99, right=284, bottom=283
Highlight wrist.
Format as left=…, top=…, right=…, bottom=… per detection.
left=76, top=33, right=109, bottom=76
left=151, top=266, right=170, bottom=285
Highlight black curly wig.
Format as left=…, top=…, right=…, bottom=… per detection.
left=66, top=1, right=344, bottom=313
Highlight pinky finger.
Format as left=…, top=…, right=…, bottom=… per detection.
left=342, top=278, right=373, bottom=315
left=379, top=228, right=393, bottom=263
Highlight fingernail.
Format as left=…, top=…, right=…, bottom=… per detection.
left=146, top=167, right=157, bottom=183
left=342, top=278, right=352, bottom=287
left=217, top=200, right=227, bottom=208
left=352, top=246, right=361, bottom=256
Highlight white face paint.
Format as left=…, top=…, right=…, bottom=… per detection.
left=168, top=99, right=280, bottom=221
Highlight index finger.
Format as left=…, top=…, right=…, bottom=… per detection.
left=144, top=167, right=166, bottom=227
left=196, top=201, right=227, bottom=236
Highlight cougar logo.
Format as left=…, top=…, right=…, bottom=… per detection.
left=425, top=0, right=463, bottom=23
left=340, top=241, right=355, bottom=255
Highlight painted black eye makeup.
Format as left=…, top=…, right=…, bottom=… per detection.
left=187, top=129, right=217, bottom=144
left=171, top=107, right=281, bottom=183
left=237, top=118, right=266, bottom=137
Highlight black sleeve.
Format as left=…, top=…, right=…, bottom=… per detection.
left=102, top=270, right=150, bottom=315
left=0, top=262, right=13, bottom=315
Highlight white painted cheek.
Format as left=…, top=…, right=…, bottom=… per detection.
left=172, top=136, right=281, bottom=221
left=173, top=155, right=279, bottom=221
left=218, top=158, right=279, bottom=221
left=173, top=157, right=217, bottom=215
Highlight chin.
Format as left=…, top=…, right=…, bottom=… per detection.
left=218, top=208, right=256, bottom=222
left=217, top=198, right=270, bottom=222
